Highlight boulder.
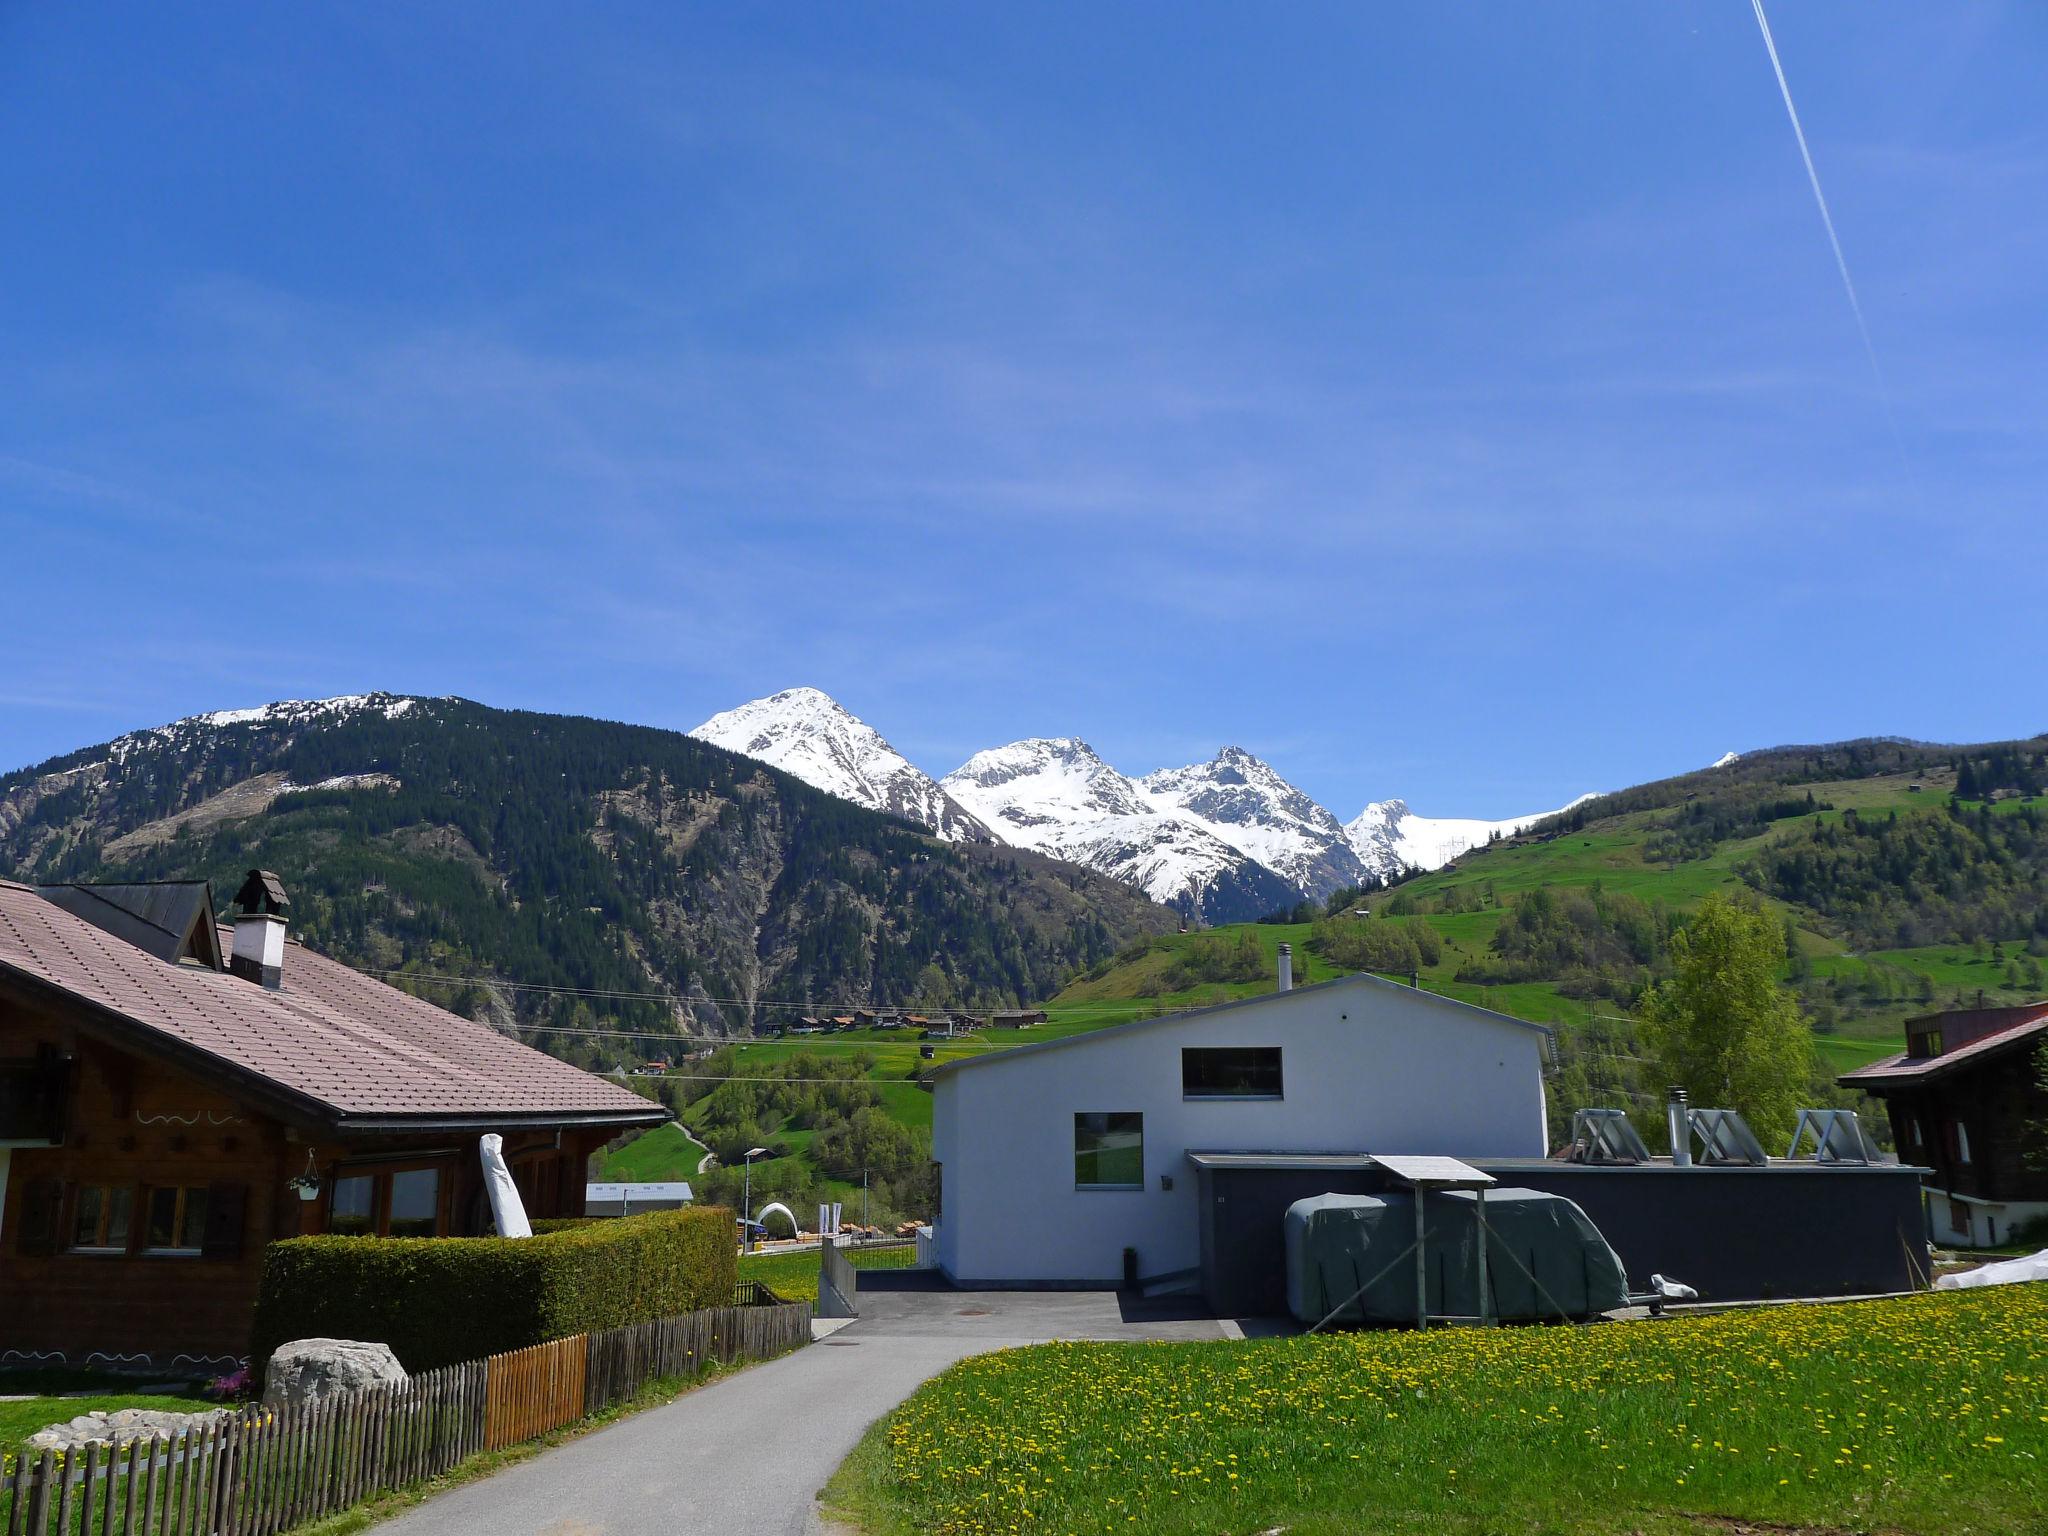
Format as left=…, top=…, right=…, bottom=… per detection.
left=28, top=1407, right=230, bottom=1452
left=262, top=1338, right=409, bottom=1409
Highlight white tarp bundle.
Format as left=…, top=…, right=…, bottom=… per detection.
left=1934, top=1248, right=2048, bottom=1290
left=480, top=1133, right=532, bottom=1238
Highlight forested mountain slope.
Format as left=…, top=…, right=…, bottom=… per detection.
left=0, top=695, right=1173, bottom=1064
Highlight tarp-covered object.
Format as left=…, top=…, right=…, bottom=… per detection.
left=480, top=1132, right=532, bottom=1239
left=1284, top=1187, right=1630, bottom=1325
left=1935, top=1248, right=2048, bottom=1291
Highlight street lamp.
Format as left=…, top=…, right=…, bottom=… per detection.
left=740, top=1147, right=770, bottom=1253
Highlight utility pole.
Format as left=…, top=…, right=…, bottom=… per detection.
left=741, top=1146, right=768, bottom=1253
left=863, top=1167, right=870, bottom=1236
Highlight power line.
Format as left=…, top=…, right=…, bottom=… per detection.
left=353, top=964, right=1167, bottom=1018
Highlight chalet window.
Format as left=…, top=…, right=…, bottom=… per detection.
left=69, top=1185, right=132, bottom=1252
left=327, top=1165, right=449, bottom=1238
left=144, top=1186, right=209, bottom=1254
left=1954, top=1122, right=1972, bottom=1165
left=330, top=1175, right=377, bottom=1236
left=1182, top=1047, right=1283, bottom=1100
left=1074, top=1112, right=1143, bottom=1190
left=387, top=1169, right=441, bottom=1238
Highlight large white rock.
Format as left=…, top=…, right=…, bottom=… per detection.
left=262, top=1338, right=409, bottom=1408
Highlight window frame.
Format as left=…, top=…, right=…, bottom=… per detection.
left=324, top=1157, right=452, bottom=1239
left=67, top=1183, right=134, bottom=1255
left=142, top=1184, right=210, bottom=1256
left=1180, top=1046, right=1285, bottom=1101
left=1073, top=1111, right=1145, bottom=1192
left=384, top=1167, right=443, bottom=1239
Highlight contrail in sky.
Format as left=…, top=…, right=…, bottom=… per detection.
left=1748, top=0, right=1890, bottom=400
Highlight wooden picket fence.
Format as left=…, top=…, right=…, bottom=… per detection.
left=1, top=1300, right=810, bottom=1536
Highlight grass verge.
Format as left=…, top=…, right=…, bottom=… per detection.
left=825, top=1287, right=2047, bottom=1536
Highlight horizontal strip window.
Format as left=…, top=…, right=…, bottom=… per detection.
left=1182, top=1047, right=1283, bottom=1100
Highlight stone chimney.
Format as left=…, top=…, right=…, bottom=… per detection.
left=230, top=869, right=290, bottom=989
left=1276, top=942, right=1293, bottom=993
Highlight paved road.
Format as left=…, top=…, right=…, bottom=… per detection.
left=376, top=1282, right=1225, bottom=1536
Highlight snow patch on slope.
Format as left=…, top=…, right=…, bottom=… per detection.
left=110, top=694, right=424, bottom=762
left=1344, top=793, right=1596, bottom=881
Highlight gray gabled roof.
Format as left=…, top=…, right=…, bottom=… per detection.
left=926, top=969, right=1552, bottom=1083
left=35, top=881, right=223, bottom=969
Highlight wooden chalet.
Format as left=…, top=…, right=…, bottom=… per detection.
left=1839, top=1001, right=2048, bottom=1248
left=0, top=872, right=667, bottom=1369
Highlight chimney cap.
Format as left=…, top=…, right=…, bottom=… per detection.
left=234, top=869, right=290, bottom=916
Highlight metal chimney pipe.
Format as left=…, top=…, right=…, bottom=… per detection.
left=1276, top=942, right=1293, bottom=992
left=1667, top=1087, right=1692, bottom=1168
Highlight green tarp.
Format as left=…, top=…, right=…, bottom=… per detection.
left=1283, top=1186, right=1631, bottom=1326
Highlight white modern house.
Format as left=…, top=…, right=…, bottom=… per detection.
left=928, top=961, right=1552, bottom=1288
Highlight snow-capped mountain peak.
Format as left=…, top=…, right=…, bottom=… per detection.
left=690, top=688, right=991, bottom=842
left=941, top=739, right=1294, bottom=919
left=944, top=738, right=1152, bottom=828
left=1137, top=747, right=1366, bottom=900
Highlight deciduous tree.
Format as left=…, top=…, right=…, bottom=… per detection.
left=1638, top=892, right=1812, bottom=1145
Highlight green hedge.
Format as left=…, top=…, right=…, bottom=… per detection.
left=251, top=1207, right=736, bottom=1374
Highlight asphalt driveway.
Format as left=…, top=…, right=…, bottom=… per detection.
left=374, top=1282, right=1225, bottom=1536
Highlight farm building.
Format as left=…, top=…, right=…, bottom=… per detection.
left=0, top=872, right=667, bottom=1369
left=926, top=959, right=1552, bottom=1290
left=1839, top=1001, right=2048, bottom=1247
left=584, top=1180, right=695, bottom=1217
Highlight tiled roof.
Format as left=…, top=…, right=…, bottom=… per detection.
left=0, top=880, right=667, bottom=1130
left=1837, top=1006, right=2048, bottom=1088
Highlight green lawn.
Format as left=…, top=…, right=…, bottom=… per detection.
left=736, top=1242, right=917, bottom=1305
left=828, top=1287, right=2048, bottom=1536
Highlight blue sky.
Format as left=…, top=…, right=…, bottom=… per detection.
left=3, top=3, right=2042, bottom=816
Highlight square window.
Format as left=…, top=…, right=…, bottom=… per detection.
left=330, top=1175, right=376, bottom=1236
left=387, top=1169, right=440, bottom=1238
left=1182, top=1047, right=1283, bottom=1099
left=1075, top=1112, right=1143, bottom=1189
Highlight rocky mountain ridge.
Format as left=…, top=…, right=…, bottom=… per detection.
left=696, top=688, right=1587, bottom=922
